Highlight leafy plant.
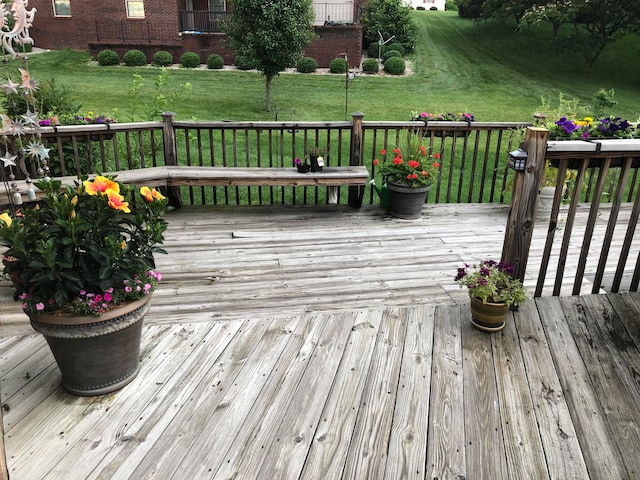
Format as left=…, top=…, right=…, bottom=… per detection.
left=207, top=54, right=224, bottom=69
left=296, top=57, right=318, bottom=73
left=329, top=57, right=347, bottom=74
left=361, top=0, right=418, bottom=51
left=123, top=49, right=147, bottom=67
left=180, top=52, right=201, bottom=68
left=97, top=49, right=120, bottom=66
left=454, top=260, right=527, bottom=307
left=0, top=176, right=169, bottom=315
left=383, top=57, right=406, bottom=75
left=382, top=50, right=402, bottom=62
left=153, top=50, right=174, bottom=67
left=373, top=131, right=441, bottom=188
left=362, top=58, right=379, bottom=73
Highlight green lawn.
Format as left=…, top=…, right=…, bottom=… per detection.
left=18, top=11, right=640, bottom=122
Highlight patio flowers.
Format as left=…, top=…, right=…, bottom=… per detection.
left=455, top=260, right=527, bottom=332
left=373, top=131, right=441, bottom=219
left=0, top=175, right=168, bottom=315
left=0, top=175, right=169, bottom=395
left=548, top=115, right=637, bottom=140
left=411, top=111, right=475, bottom=122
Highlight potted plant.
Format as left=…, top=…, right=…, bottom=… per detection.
left=294, top=157, right=310, bottom=173
left=454, top=260, right=527, bottom=332
left=0, top=175, right=169, bottom=396
left=305, top=146, right=327, bottom=172
left=373, top=131, right=441, bottom=219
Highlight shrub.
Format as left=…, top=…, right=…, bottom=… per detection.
left=97, top=49, right=120, bottom=66
left=383, top=56, right=405, bottom=75
left=207, top=54, right=224, bottom=69
left=382, top=50, right=402, bottom=62
left=368, top=43, right=385, bottom=58
left=234, top=55, right=257, bottom=70
left=180, top=52, right=201, bottom=68
left=296, top=57, right=318, bottom=73
left=329, top=57, right=347, bottom=74
left=387, top=42, right=406, bottom=55
left=362, top=58, right=379, bottom=73
left=3, top=78, right=80, bottom=118
left=153, top=50, right=173, bottom=67
left=123, top=49, right=147, bottom=67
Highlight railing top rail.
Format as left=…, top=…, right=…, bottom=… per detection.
left=36, top=121, right=163, bottom=134
left=172, top=120, right=353, bottom=129
left=363, top=121, right=531, bottom=128
left=546, top=138, right=640, bottom=157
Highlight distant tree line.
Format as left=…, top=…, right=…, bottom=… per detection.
left=454, top=0, right=640, bottom=70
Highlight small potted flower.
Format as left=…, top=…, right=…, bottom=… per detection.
left=373, top=131, right=441, bottom=219
left=454, top=260, right=527, bottom=332
left=305, top=146, right=327, bottom=172
left=0, top=175, right=169, bottom=396
left=294, top=157, right=310, bottom=173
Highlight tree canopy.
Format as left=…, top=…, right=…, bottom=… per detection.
left=361, top=0, right=418, bottom=51
left=224, top=0, right=316, bottom=112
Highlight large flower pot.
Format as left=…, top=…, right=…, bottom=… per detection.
left=469, top=295, right=509, bottom=332
left=386, top=181, right=431, bottom=219
left=28, top=295, right=151, bottom=396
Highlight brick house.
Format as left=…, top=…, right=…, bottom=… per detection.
left=28, top=0, right=362, bottom=67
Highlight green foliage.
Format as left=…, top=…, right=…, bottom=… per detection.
left=123, top=49, right=147, bottom=67
left=591, top=88, right=617, bottom=118
left=368, top=42, right=386, bottom=58
left=207, top=54, right=224, bottom=69
left=180, top=52, right=201, bottom=68
left=455, top=260, right=527, bottom=307
left=382, top=50, right=402, bottom=62
left=457, top=0, right=483, bottom=19
left=362, top=58, right=379, bottom=73
left=224, top=0, right=316, bottom=111
left=329, top=57, right=347, bottom=74
left=97, top=49, right=120, bottom=66
left=296, top=56, right=318, bottom=73
left=2, top=77, right=80, bottom=118
left=153, top=50, right=174, bottom=67
left=126, top=69, right=192, bottom=121
left=361, top=0, right=419, bottom=51
left=234, top=54, right=257, bottom=70
left=383, top=56, right=406, bottom=75
left=387, top=42, right=406, bottom=55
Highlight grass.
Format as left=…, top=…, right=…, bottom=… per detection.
left=12, top=11, right=640, bottom=123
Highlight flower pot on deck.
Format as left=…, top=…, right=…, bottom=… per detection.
left=469, top=295, right=509, bottom=332
left=386, top=181, right=431, bottom=219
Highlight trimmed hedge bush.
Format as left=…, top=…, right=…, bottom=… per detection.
left=180, top=52, right=201, bottom=68
left=123, top=49, right=147, bottom=67
left=362, top=58, right=379, bottom=73
left=387, top=42, right=406, bottom=55
left=206, top=54, right=224, bottom=69
left=234, top=55, right=257, bottom=70
left=153, top=50, right=173, bottom=67
left=97, top=49, right=120, bottom=66
left=296, top=57, right=318, bottom=73
left=329, top=57, right=347, bottom=74
left=383, top=56, right=406, bottom=75
left=382, top=50, right=402, bottom=62
left=368, top=43, right=385, bottom=58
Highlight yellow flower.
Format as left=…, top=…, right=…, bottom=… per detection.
left=71, top=195, right=78, bottom=206
left=0, top=212, right=11, bottom=227
left=105, top=189, right=130, bottom=213
left=121, top=240, right=127, bottom=250
left=70, top=210, right=76, bottom=219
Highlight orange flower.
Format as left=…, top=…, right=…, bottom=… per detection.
left=373, top=159, right=380, bottom=166
left=433, top=153, right=441, bottom=159
left=380, top=149, right=387, bottom=155
left=83, top=176, right=119, bottom=196
left=421, top=170, right=429, bottom=176
left=140, top=186, right=165, bottom=202
left=105, top=189, right=130, bottom=213
left=393, top=158, right=403, bottom=165
left=408, top=160, right=420, bottom=168
left=433, top=162, right=441, bottom=168
left=419, top=145, right=427, bottom=155
left=393, top=147, right=401, bottom=155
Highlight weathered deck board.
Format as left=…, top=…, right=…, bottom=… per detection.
left=3, top=293, right=640, bottom=478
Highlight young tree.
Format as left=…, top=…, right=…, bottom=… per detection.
left=224, top=0, right=316, bottom=112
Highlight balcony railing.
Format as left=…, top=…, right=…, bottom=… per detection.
left=95, top=21, right=176, bottom=43
left=178, top=10, right=229, bottom=33
left=312, top=2, right=355, bottom=24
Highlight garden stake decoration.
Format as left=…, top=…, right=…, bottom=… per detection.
left=0, top=0, right=44, bottom=213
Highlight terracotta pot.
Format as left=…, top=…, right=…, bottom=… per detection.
left=28, top=295, right=151, bottom=396
left=469, top=295, right=509, bottom=332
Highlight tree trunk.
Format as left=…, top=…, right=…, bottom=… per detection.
left=265, top=75, right=273, bottom=112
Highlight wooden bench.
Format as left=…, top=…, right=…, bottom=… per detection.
left=1, top=165, right=370, bottom=208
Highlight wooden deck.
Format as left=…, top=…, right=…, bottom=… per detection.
left=1, top=203, right=639, bottom=479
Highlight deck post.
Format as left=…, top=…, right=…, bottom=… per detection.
left=161, top=111, right=183, bottom=208
left=349, top=112, right=366, bottom=207
left=501, top=127, right=548, bottom=283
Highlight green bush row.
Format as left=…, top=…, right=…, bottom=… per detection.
left=97, top=49, right=228, bottom=69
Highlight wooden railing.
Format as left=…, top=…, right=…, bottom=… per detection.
left=4, top=114, right=530, bottom=207
left=502, top=128, right=640, bottom=296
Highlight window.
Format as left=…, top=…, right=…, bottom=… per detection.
left=126, top=0, right=145, bottom=18
left=52, top=0, right=71, bottom=16
left=209, top=0, right=225, bottom=12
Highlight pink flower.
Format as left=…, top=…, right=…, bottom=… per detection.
left=36, top=303, right=45, bottom=311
